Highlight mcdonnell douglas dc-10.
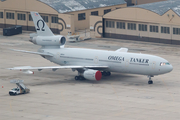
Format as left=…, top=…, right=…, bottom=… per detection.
left=8, top=12, right=173, bottom=84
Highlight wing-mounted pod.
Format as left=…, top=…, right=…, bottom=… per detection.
left=29, top=35, right=66, bottom=46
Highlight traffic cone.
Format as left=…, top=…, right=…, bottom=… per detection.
left=2, top=86, right=3, bottom=88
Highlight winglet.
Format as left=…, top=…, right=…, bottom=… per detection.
left=30, top=11, right=54, bottom=36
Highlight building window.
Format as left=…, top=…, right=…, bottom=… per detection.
left=91, top=11, right=98, bottom=16
left=104, top=9, right=111, bottom=14
left=117, top=22, right=125, bottom=29
left=161, top=26, right=170, bottom=34
left=173, top=28, right=180, bottom=35
left=29, top=14, right=32, bottom=21
left=6, top=12, right=14, bottom=19
left=51, top=16, right=58, bottom=23
left=0, top=12, right=3, bottom=18
left=78, top=13, right=86, bottom=20
left=42, top=15, right=48, bottom=22
left=106, top=21, right=114, bottom=28
left=150, top=25, right=158, bottom=33
left=128, top=23, right=136, bottom=30
left=139, top=24, right=147, bottom=31
left=17, top=13, right=26, bottom=21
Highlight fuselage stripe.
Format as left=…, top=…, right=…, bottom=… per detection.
left=129, top=63, right=149, bottom=66
left=60, top=56, right=93, bottom=61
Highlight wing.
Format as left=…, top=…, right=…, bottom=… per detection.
left=116, top=48, right=128, bottom=52
left=10, top=49, right=53, bottom=57
left=8, top=66, right=109, bottom=71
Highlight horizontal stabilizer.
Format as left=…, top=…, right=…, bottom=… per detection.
left=116, top=48, right=128, bottom=52
left=10, top=49, right=53, bottom=57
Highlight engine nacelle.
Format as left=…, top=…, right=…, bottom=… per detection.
left=83, top=69, right=102, bottom=81
left=30, top=35, right=66, bottom=46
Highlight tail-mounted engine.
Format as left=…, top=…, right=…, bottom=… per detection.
left=30, top=35, right=66, bottom=46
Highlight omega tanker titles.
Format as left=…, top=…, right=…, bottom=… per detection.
left=8, top=12, right=173, bottom=84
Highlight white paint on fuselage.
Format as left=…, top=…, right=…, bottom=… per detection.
left=41, top=48, right=173, bottom=76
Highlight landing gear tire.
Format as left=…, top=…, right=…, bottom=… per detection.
left=148, top=80, right=153, bottom=84
left=79, top=76, right=83, bottom=80
left=148, top=76, right=153, bottom=84
left=75, top=76, right=85, bottom=80
left=102, top=71, right=111, bottom=76
left=107, top=72, right=111, bottom=76
left=75, top=76, right=79, bottom=80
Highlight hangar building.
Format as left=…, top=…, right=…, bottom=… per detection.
left=90, top=0, right=180, bottom=45
left=0, top=0, right=126, bottom=35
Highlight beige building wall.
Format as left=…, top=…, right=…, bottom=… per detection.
left=0, top=0, right=126, bottom=35
left=58, top=13, right=74, bottom=35
left=103, top=7, right=180, bottom=43
left=0, top=9, right=5, bottom=27
left=89, top=15, right=103, bottom=38
left=67, top=4, right=126, bottom=31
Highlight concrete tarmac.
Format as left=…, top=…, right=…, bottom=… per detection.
left=0, top=31, right=180, bottom=120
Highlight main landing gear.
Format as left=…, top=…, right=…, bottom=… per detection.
left=148, top=76, right=153, bottom=84
left=75, top=76, right=85, bottom=80
left=102, top=71, right=111, bottom=76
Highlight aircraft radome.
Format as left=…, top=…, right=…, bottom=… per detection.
left=8, top=12, right=173, bottom=84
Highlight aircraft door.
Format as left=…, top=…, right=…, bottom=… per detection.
left=94, top=56, right=99, bottom=64
left=56, top=52, right=60, bottom=59
left=152, top=61, right=156, bottom=69
left=124, top=59, right=130, bottom=72
left=125, top=59, right=129, bottom=67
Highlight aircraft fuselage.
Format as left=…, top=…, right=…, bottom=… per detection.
left=41, top=48, right=173, bottom=76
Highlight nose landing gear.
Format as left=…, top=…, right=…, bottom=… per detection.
left=148, top=76, right=153, bottom=84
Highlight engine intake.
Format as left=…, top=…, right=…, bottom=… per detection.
left=30, top=35, right=66, bottom=46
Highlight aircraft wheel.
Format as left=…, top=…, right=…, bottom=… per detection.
left=79, top=76, right=85, bottom=80
left=75, top=76, right=79, bottom=80
left=102, top=71, right=107, bottom=76
left=148, top=80, right=153, bottom=84
left=107, top=72, right=111, bottom=76
left=79, top=76, right=83, bottom=80
left=102, top=71, right=111, bottom=76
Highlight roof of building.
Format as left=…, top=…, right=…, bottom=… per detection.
left=38, top=0, right=126, bottom=13
left=133, top=0, right=180, bottom=16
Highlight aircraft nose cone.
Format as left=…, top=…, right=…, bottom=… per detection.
left=169, top=65, right=173, bottom=72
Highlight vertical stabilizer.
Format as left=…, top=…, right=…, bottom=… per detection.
left=30, top=11, right=54, bottom=36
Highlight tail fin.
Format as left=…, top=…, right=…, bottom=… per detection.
left=30, top=11, right=54, bottom=36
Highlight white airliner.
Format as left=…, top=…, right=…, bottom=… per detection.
left=8, top=12, right=173, bottom=84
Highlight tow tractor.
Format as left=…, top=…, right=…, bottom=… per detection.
left=9, top=80, right=30, bottom=96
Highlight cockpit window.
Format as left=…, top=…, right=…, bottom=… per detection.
left=160, top=62, right=170, bottom=66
